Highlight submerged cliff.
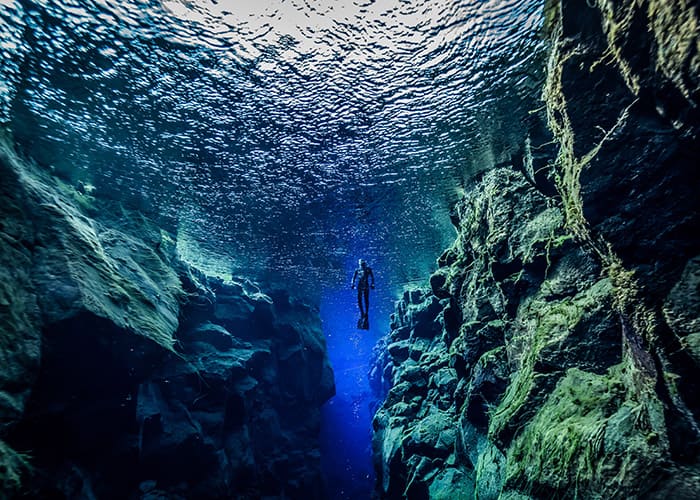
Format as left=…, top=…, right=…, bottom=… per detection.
left=0, top=137, right=335, bottom=498
left=371, top=0, right=699, bottom=498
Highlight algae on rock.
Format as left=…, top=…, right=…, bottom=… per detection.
left=372, top=1, right=700, bottom=497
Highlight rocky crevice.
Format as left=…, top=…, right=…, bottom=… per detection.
left=371, top=0, right=700, bottom=498
left=0, top=137, right=335, bottom=499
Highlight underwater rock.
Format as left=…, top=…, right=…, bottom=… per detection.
left=129, top=282, right=334, bottom=499
left=0, top=141, right=41, bottom=493
left=0, top=139, right=335, bottom=498
left=371, top=0, right=700, bottom=496
left=372, top=167, right=616, bottom=498
left=664, top=256, right=700, bottom=363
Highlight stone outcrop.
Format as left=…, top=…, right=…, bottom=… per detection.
left=0, top=137, right=334, bottom=498
left=372, top=0, right=700, bottom=498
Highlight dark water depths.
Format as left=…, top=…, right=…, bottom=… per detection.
left=1, top=0, right=547, bottom=496
left=320, top=275, right=394, bottom=500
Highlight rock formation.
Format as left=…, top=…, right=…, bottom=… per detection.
left=371, top=0, right=700, bottom=498
left=0, top=136, right=335, bottom=498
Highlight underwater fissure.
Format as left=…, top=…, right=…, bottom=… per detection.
left=1, top=0, right=700, bottom=498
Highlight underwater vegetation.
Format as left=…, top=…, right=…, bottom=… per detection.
left=0, top=0, right=698, bottom=498
left=371, top=0, right=700, bottom=498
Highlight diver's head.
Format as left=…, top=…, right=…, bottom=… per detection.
left=359, top=258, right=366, bottom=268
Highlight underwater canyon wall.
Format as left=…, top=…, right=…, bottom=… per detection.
left=371, top=0, right=699, bottom=498
left=0, top=137, right=335, bottom=499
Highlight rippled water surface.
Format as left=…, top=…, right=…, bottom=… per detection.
left=1, top=0, right=546, bottom=293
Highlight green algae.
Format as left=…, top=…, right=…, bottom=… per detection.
left=504, top=367, right=623, bottom=497
left=489, top=279, right=614, bottom=443
left=540, top=2, right=684, bottom=470
left=592, top=0, right=700, bottom=103
left=474, top=438, right=506, bottom=500
left=513, top=207, right=565, bottom=266
left=542, top=0, right=637, bottom=249
left=503, top=358, right=675, bottom=499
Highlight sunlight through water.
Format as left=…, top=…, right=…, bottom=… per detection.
left=2, top=0, right=545, bottom=293
left=1, top=0, right=548, bottom=497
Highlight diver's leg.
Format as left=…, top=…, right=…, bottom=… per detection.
left=363, top=288, right=369, bottom=316
left=357, top=288, right=365, bottom=316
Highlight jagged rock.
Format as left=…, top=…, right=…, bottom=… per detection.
left=0, top=139, right=335, bottom=498
left=181, top=321, right=238, bottom=351
left=426, top=467, right=474, bottom=500
left=430, top=269, right=451, bottom=299
left=429, top=367, right=458, bottom=397
left=388, top=340, right=410, bottom=363
left=464, top=348, right=508, bottom=430
left=404, top=411, right=455, bottom=459
left=373, top=158, right=657, bottom=497
left=371, top=0, right=700, bottom=489
left=0, top=143, right=41, bottom=468
left=664, top=256, right=700, bottom=364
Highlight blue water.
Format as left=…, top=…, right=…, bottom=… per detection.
left=0, top=1, right=547, bottom=497
left=319, top=258, right=395, bottom=499
left=0, top=0, right=545, bottom=294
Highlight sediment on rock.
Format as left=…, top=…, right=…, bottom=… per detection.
left=371, top=0, right=700, bottom=498
left=0, top=137, right=335, bottom=499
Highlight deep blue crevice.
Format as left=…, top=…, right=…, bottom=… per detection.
left=319, top=275, right=394, bottom=499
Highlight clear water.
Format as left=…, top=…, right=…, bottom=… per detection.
left=1, top=0, right=546, bottom=496
left=1, top=0, right=545, bottom=293
left=320, top=275, right=395, bottom=499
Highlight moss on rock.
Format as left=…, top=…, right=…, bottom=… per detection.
left=503, top=366, right=651, bottom=498
left=372, top=2, right=699, bottom=494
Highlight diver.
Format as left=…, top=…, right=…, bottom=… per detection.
left=351, top=259, right=375, bottom=327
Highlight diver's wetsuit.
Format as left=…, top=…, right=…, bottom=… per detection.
left=351, top=262, right=375, bottom=317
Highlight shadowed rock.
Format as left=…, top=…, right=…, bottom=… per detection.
left=371, top=1, right=700, bottom=496
left=0, top=138, right=335, bottom=498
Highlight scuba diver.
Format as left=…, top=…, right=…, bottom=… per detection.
left=351, top=259, right=375, bottom=329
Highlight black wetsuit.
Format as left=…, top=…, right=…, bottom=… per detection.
left=352, top=265, right=375, bottom=317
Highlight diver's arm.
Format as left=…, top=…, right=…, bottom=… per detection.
left=351, top=269, right=358, bottom=288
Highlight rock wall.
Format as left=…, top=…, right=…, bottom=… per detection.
left=0, top=137, right=335, bottom=499
left=371, top=0, right=700, bottom=498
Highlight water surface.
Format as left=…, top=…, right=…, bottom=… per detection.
left=1, top=2, right=546, bottom=496
left=2, top=0, right=545, bottom=294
